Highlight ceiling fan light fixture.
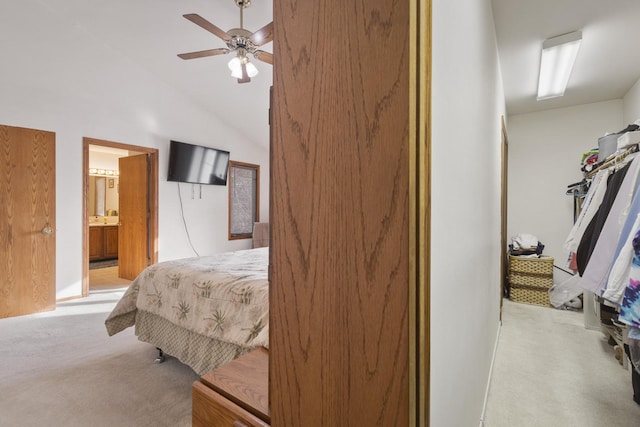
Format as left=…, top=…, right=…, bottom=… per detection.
left=228, top=56, right=258, bottom=79
left=537, top=30, right=582, bottom=101
left=228, top=57, right=243, bottom=78
left=179, top=7, right=272, bottom=84
left=246, top=62, right=258, bottom=78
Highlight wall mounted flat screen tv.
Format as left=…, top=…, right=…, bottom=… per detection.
left=167, top=140, right=230, bottom=185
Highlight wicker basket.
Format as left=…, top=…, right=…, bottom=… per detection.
left=508, top=255, right=553, bottom=306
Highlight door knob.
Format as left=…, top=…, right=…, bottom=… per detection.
left=41, top=224, right=54, bottom=235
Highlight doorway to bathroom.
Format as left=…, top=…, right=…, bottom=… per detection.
left=82, top=137, right=158, bottom=295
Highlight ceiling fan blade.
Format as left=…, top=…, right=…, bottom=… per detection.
left=178, top=48, right=230, bottom=60
left=183, top=14, right=231, bottom=42
left=238, top=62, right=251, bottom=84
left=253, top=50, right=273, bottom=65
left=249, top=22, right=273, bottom=46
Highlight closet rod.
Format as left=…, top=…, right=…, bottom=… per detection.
left=587, top=144, right=639, bottom=178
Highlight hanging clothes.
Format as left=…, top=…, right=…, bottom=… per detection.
left=601, top=160, right=640, bottom=302
left=619, top=230, right=640, bottom=328
left=580, top=155, right=640, bottom=293
left=564, top=169, right=610, bottom=254
left=603, top=213, right=640, bottom=304
left=576, top=162, right=631, bottom=275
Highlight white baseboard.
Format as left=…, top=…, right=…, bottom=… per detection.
left=478, top=319, right=502, bottom=427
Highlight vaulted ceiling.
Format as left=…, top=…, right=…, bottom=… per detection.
left=3, top=0, right=640, bottom=147
left=1, top=0, right=273, bottom=146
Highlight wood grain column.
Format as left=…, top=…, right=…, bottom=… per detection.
left=270, top=0, right=430, bottom=425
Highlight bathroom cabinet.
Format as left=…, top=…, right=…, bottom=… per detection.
left=89, top=225, right=119, bottom=260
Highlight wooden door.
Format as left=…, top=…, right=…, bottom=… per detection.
left=500, top=117, right=509, bottom=319
left=271, top=0, right=430, bottom=425
left=118, top=154, right=149, bottom=280
left=0, top=125, right=56, bottom=318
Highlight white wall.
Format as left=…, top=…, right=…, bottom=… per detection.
left=90, top=151, right=122, bottom=171
left=507, top=100, right=623, bottom=265
left=624, top=77, right=640, bottom=125
left=0, top=4, right=269, bottom=299
left=431, top=0, right=505, bottom=425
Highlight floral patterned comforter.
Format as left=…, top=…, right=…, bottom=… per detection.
left=105, top=247, right=269, bottom=349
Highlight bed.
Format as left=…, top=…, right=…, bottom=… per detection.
left=105, top=247, right=269, bottom=375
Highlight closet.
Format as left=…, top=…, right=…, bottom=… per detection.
left=565, top=128, right=640, bottom=372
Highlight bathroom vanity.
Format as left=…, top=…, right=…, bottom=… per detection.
left=89, top=224, right=118, bottom=261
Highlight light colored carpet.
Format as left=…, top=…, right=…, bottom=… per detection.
left=5, top=291, right=640, bottom=426
left=484, top=299, right=640, bottom=427
left=0, top=289, right=199, bottom=427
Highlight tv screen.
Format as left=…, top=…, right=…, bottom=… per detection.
left=167, top=140, right=230, bottom=185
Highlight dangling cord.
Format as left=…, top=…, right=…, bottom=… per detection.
left=177, top=183, right=200, bottom=257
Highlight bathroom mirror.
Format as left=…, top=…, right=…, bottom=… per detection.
left=89, top=176, right=119, bottom=216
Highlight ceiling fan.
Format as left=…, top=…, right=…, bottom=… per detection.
left=178, top=0, right=273, bottom=84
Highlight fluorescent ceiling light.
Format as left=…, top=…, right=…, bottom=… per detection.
left=537, top=31, right=582, bottom=101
